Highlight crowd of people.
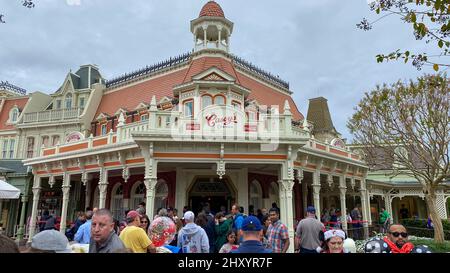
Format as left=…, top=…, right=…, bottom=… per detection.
left=0, top=202, right=432, bottom=254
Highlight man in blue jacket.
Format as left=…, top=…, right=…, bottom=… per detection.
left=231, top=216, right=272, bottom=253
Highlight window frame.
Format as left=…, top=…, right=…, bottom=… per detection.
left=183, top=99, right=194, bottom=118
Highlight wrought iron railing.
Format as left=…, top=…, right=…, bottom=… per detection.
left=231, top=55, right=289, bottom=89
left=105, top=52, right=192, bottom=88
left=0, top=81, right=27, bottom=95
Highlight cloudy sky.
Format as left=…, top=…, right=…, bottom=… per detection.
left=0, top=0, right=438, bottom=140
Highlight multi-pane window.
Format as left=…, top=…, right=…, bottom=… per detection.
left=183, top=100, right=194, bottom=118
left=11, top=109, right=19, bottom=122
left=79, top=97, right=85, bottom=109
left=27, top=137, right=35, bottom=158
left=8, top=139, right=15, bottom=158
left=51, top=135, right=60, bottom=146
left=101, top=124, right=107, bottom=135
left=140, top=114, right=148, bottom=122
left=65, top=93, right=72, bottom=109
left=2, top=140, right=7, bottom=158
left=214, top=95, right=225, bottom=105
left=41, top=136, right=49, bottom=148
left=202, top=95, right=212, bottom=109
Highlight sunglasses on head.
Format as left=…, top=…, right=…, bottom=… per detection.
left=390, top=232, right=408, bottom=238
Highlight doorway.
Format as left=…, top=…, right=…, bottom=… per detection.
left=187, top=176, right=236, bottom=215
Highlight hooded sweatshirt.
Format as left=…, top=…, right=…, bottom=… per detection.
left=177, top=223, right=209, bottom=253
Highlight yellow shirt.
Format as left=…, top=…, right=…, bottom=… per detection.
left=119, top=226, right=152, bottom=253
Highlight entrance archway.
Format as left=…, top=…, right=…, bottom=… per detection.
left=187, top=176, right=236, bottom=215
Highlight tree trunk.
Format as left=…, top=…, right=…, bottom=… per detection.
left=424, top=188, right=445, bottom=244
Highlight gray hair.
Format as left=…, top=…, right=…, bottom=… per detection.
left=93, top=209, right=114, bottom=223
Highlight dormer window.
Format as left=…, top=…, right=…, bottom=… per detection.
left=65, top=93, right=73, bottom=109
left=141, top=114, right=148, bottom=122
left=101, top=124, right=107, bottom=136
left=56, top=100, right=62, bottom=109
left=9, top=107, right=19, bottom=123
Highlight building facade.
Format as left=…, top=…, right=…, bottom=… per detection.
left=1, top=1, right=447, bottom=249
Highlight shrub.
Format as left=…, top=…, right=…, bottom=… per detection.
left=400, top=219, right=450, bottom=240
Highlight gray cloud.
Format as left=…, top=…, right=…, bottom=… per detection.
left=0, top=0, right=436, bottom=140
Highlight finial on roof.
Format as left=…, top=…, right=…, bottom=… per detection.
left=118, top=112, right=125, bottom=126
left=284, top=100, right=291, bottom=115
left=302, top=118, right=309, bottom=132
left=150, top=95, right=157, bottom=111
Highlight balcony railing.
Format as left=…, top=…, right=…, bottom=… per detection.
left=36, top=108, right=363, bottom=163
left=23, top=108, right=83, bottom=124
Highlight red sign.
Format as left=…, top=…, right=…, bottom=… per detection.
left=205, top=113, right=237, bottom=128
left=65, top=132, right=84, bottom=143
left=186, top=123, right=200, bottom=130
left=244, top=124, right=257, bottom=132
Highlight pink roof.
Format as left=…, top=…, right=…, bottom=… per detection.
left=0, top=97, right=29, bottom=130
left=95, top=56, right=304, bottom=120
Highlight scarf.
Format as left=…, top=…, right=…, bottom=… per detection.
left=383, top=237, right=414, bottom=253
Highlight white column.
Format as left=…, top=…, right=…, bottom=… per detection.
left=339, top=176, right=348, bottom=232
left=218, top=28, right=222, bottom=48
left=278, top=179, right=287, bottom=223
left=280, top=179, right=295, bottom=253
left=28, top=176, right=41, bottom=242
left=203, top=27, right=207, bottom=47
left=85, top=180, right=91, bottom=210
left=302, top=180, right=308, bottom=216
left=175, top=167, right=185, bottom=214
left=144, top=177, right=158, bottom=220
left=312, top=171, right=321, bottom=221
left=238, top=168, right=249, bottom=214
left=98, top=168, right=108, bottom=209
left=359, top=179, right=369, bottom=239
left=59, top=173, right=71, bottom=233
left=366, top=189, right=372, bottom=225
left=384, top=194, right=393, bottom=224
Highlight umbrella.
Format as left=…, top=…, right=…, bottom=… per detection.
left=0, top=179, right=21, bottom=199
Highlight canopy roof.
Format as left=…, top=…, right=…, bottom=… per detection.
left=0, top=179, right=21, bottom=199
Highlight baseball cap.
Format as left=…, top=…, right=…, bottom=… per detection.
left=31, top=230, right=71, bottom=253
left=242, top=216, right=262, bottom=231
left=307, top=206, right=316, bottom=213
left=183, top=211, right=195, bottom=222
left=127, top=210, right=141, bottom=219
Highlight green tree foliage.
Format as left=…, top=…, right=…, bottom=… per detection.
left=358, top=0, right=450, bottom=71
left=0, top=0, right=35, bottom=24
left=348, top=74, right=449, bottom=243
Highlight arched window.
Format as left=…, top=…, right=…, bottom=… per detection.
left=249, top=180, right=263, bottom=211
left=214, top=95, right=225, bottom=105
left=131, top=181, right=146, bottom=210
left=10, top=108, right=19, bottom=123
left=110, top=184, right=124, bottom=220
left=202, top=95, right=213, bottom=109
left=65, top=93, right=73, bottom=109
left=154, top=180, right=168, bottom=215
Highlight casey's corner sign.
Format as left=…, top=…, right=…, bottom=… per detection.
left=200, top=105, right=244, bottom=135
left=65, top=132, right=85, bottom=143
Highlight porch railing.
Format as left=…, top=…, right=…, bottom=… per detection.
left=23, top=107, right=83, bottom=123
